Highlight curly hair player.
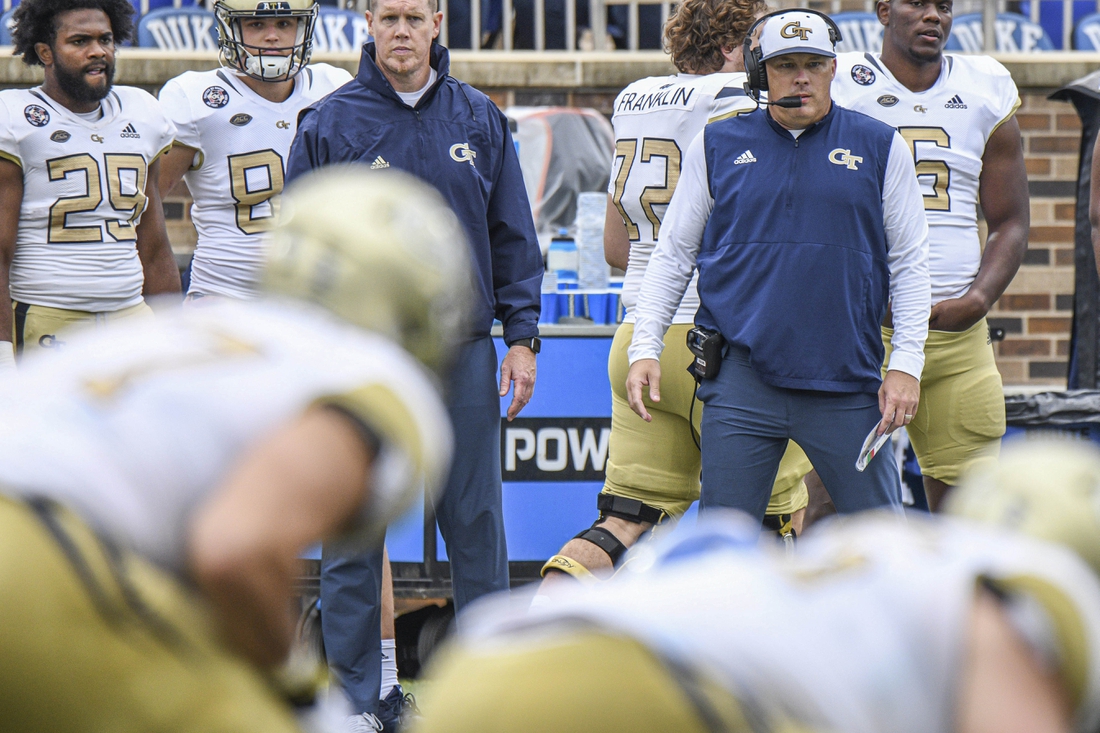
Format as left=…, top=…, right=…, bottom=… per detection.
left=0, top=0, right=181, bottom=365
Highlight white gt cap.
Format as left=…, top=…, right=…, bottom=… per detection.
left=759, top=10, right=837, bottom=60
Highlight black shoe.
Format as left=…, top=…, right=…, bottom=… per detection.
left=377, top=686, right=421, bottom=732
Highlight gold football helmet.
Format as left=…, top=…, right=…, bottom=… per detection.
left=946, top=438, right=1100, bottom=576
left=263, top=166, right=473, bottom=376
left=214, top=0, right=318, bottom=82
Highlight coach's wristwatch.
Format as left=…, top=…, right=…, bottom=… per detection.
left=507, top=337, right=542, bottom=354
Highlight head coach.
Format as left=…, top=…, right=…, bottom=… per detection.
left=284, top=0, right=543, bottom=723
left=626, top=9, right=931, bottom=519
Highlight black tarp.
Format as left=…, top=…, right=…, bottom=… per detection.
left=1005, top=390, right=1100, bottom=426
left=1051, top=72, right=1100, bottom=388
left=506, top=107, right=614, bottom=241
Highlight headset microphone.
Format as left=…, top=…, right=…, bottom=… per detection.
left=740, top=84, right=804, bottom=110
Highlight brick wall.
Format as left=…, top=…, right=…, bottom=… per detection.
left=993, top=91, right=1081, bottom=386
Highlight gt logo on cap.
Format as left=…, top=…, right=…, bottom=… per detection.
left=780, top=22, right=812, bottom=40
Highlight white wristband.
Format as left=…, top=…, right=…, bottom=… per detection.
left=0, top=342, right=15, bottom=370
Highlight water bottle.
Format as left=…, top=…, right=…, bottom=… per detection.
left=576, top=192, right=608, bottom=290
left=546, top=228, right=578, bottom=290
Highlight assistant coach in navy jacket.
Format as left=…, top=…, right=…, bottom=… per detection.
left=628, top=9, right=930, bottom=520
left=286, top=0, right=542, bottom=721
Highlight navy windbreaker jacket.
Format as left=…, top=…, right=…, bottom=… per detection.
left=286, top=43, right=542, bottom=344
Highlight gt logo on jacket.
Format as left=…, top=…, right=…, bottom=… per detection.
left=450, top=142, right=476, bottom=166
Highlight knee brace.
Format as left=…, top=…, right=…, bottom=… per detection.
left=540, top=524, right=630, bottom=581
left=596, top=494, right=667, bottom=526
left=540, top=554, right=597, bottom=581
left=540, top=496, right=670, bottom=581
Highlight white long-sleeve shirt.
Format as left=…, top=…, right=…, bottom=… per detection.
left=629, top=120, right=931, bottom=381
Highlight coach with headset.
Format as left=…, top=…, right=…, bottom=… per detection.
left=626, top=9, right=931, bottom=518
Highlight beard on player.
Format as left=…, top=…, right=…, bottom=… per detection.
left=54, top=55, right=114, bottom=104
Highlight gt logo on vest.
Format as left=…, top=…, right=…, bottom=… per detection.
left=449, top=142, right=476, bottom=167
left=780, top=22, right=812, bottom=40
left=828, top=148, right=862, bottom=170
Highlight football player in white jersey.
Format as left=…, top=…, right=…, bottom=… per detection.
left=413, top=440, right=1100, bottom=733
left=829, top=0, right=1029, bottom=511
left=0, top=0, right=181, bottom=365
left=158, top=0, right=352, bottom=300
left=538, top=0, right=814, bottom=592
left=0, top=167, right=469, bottom=732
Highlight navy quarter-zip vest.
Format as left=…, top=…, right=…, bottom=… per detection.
left=696, top=104, right=896, bottom=393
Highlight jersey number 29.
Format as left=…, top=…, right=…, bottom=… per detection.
left=47, top=153, right=147, bottom=243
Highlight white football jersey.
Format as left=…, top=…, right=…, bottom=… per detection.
left=609, top=73, right=756, bottom=323
left=463, top=514, right=1100, bottom=733
left=0, top=298, right=451, bottom=574
left=832, top=53, right=1020, bottom=304
left=0, top=87, right=175, bottom=312
left=158, top=64, right=352, bottom=299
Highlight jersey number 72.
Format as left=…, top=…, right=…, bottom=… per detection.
left=611, top=138, right=682, bottom=242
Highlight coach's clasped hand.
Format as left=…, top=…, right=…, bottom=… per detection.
left=878, top=370, right=920, bottom=436
left=626, top=358, right=662, bottom=423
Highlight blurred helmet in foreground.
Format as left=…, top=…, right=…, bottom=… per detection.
left=947, top=438, right=1100, bottom=576
left=263, top=166, right=473, bottom=376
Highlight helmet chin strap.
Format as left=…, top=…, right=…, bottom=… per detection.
left=243, top=50, right=293, bottom=80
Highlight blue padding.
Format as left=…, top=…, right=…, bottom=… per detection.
left=832, top=12, right=883, bottom=54
left=494, top=336, right=613, bottom=417
left=385, top=492, right=426, bottom=563
left=1075, top=11, right=1100, bottom=49
left=945, top=12, right=1054, bottom=52
left=0, top=9, right=13, bottom=46
left=137, top=6, right=218, bottom=50
left=313, top=7, right=371, bottom=53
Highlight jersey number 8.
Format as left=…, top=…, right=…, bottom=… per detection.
left=227, top=149, right=285, bottom=236
left=47, top=153, right=148, bottom=243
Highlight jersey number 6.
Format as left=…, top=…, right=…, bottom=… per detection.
left=898, top=127, right=951, bottom=212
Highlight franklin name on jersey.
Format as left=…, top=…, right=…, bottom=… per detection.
left=610, top=72, right=755, bottom=325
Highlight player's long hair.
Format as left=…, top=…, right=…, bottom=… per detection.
left=12, top=0, right=135, bottom=66
left=664, top=0, right=767, bottom=74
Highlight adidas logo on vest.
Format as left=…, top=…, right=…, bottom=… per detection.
left=370, top=156, right=390, bottom=170
left=734, top=150, right=757, bottom=165
left=944, top=95, right=967, bottom=109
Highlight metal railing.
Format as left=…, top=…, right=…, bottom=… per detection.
left=430, top=0, right=1100, bottom=53
left=4, top=0, right=1098, bottom=52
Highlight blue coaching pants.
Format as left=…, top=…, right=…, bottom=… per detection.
left=696, top=346, right=902, bottom=518
left=320, top=336, right=510, bottom=714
